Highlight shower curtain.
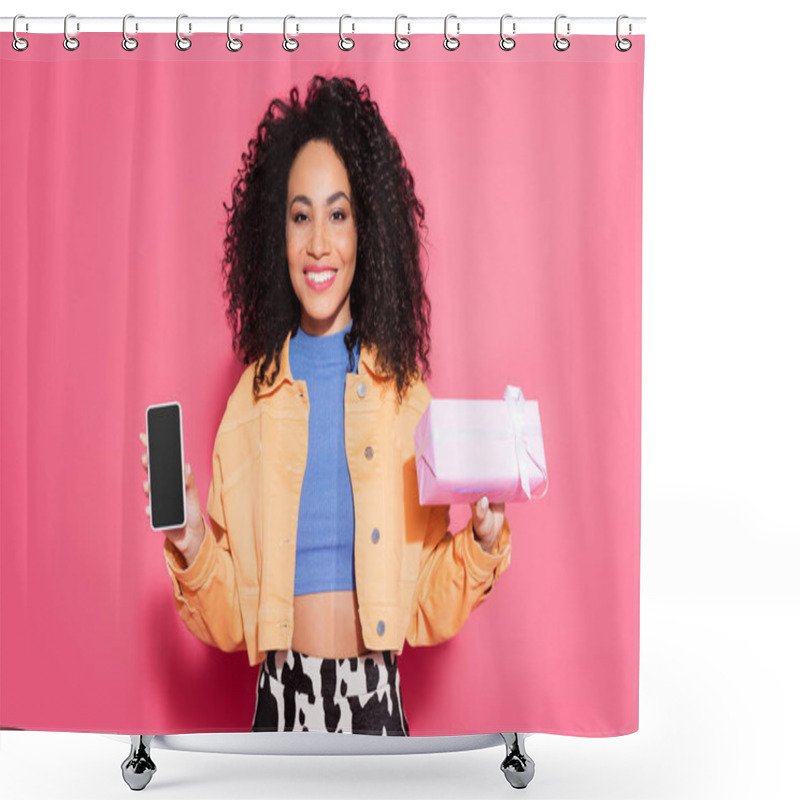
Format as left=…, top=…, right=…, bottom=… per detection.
left=0, top=29, right=644, bottom=737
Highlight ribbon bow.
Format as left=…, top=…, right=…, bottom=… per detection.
left=504, top=384, right=548, bottom=500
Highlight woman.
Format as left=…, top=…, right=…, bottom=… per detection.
left=139, top=76, right=512, bottom=736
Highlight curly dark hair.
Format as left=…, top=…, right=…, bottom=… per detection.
left=220, top=74, right=432, bottom=405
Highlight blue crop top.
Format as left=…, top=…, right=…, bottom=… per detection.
left=289, top=319, right=361, bottom=596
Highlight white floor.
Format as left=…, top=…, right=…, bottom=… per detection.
left=2, top=594, right=797, bottom=799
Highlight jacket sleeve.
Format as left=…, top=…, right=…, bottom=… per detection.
left=405, top=503, right=512, bottom=647
left=162, top=433, right=247, bottom=654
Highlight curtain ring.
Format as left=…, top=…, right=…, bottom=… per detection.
left=12, top=14, right=29, bottom=52
left=176, top=14, right=191, bottom=51
left=63, top=13, right=80, bottom=51
left=394, top=14, right=410, bottom=51
left=615, top=14, right=632, bottom=52
left=553, top=14, right=570, bottom=51
left=227, top=15, right=243, bottom=52
left=443, top=14, right=460, bottom=51
left=283, top=15, right=299, bottom=51
left=499, top=14, right=516, bottom=51
left=122, top=14, right=138, bottom=51
left=339, top=15, right=355, bottom=50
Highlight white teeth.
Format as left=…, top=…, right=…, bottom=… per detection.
left=307, top=270, right=335, bottom=283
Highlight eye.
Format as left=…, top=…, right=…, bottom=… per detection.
left=292, top=212, right=308, bottom=223
left=332, top=210, right=346, bottom=221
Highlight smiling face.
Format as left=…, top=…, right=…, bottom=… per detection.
left=285, top=139, right=357, bottom=337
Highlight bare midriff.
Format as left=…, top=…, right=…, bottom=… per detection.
left=291, top=590, right=369, bottom=659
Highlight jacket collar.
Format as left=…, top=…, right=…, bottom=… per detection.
left=256, top=328, right=386, bottom=397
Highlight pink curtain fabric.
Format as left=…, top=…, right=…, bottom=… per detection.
left=0, top=32, right=644, bottom=736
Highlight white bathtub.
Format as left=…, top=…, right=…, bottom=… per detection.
left=106, top=731, right=535, bottom=789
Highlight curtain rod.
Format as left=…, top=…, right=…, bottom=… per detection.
left=1, top=15, right=646, bottom=37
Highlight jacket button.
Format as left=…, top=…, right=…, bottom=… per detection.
left=371, top=527, right=380, bottom=543
left=364, top=446, right=374, bottom=460
left=357, top=382, right=366, bottom=398
left=377, top=620, right=385, bottom=635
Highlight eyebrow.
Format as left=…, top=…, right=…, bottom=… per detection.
left=290, top=191, right=350, bottom=207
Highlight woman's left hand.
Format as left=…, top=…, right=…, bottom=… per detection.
left=469, top=496, right=506, bottom=554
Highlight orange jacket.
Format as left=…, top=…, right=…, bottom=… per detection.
left=163, top=330, right=512, bottom=667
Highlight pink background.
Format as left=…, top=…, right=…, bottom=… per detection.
left=0, top=33, right=643, bottom=736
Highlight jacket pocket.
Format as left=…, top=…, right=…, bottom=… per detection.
left=220, top=452, right=262, bottom=587
left=223, top=445, right=260, bottom=490
left=399, top=447, right=428, bottom=581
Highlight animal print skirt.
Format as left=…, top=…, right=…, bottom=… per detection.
left=252, top=648, right=410, bottom=735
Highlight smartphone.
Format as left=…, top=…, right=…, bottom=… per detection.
left=145, top=401, right=186, bottom=531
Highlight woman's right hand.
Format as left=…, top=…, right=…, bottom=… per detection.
left=140, top=431, right=206, bottom=569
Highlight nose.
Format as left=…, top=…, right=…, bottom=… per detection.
left=307, top=220, right=330, bottom=258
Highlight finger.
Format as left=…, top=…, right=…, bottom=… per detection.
left=145, top=505, right=150, bottom=517
left=141, top=452, right=148, bottom=469
left=139, top=432, right=146, bottom=444
left=143, top=479, right=149, bottom=496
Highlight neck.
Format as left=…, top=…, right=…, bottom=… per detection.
left=299, top=306, right=352, bottom=337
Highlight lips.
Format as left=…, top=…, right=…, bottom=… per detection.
left=304, top=267, right=337, bottom=292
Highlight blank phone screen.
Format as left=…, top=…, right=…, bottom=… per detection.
left=147, top=404, right=185, bottom=529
